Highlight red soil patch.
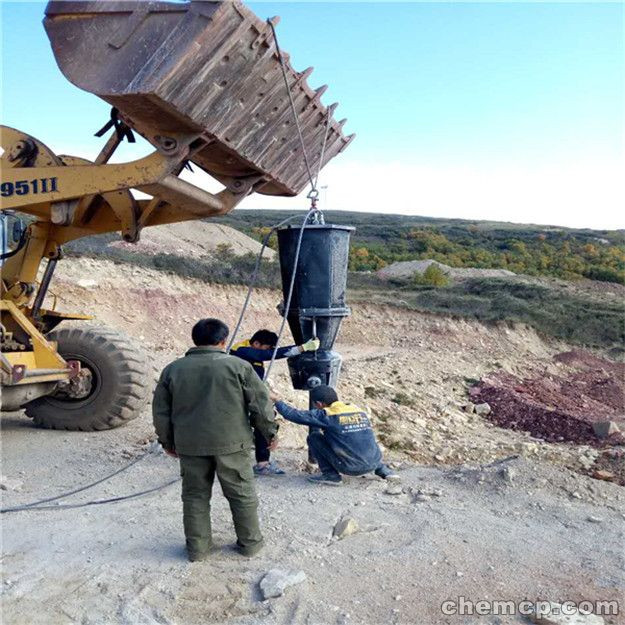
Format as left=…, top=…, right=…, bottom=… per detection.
left=470, top=351, right=624, bottom=446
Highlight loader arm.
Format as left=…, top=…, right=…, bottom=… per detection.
left=0, top=122, right=261, bottom=416
left=0, top=125, right=259, bottom=307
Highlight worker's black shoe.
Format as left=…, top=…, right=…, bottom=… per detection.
left=375, top=465, right=400, bottom=481
left=307, top=473, right=343, bottom=486
left=187, top=550, right=210, bottom=562
left=236, top=540, right=265, bottom=557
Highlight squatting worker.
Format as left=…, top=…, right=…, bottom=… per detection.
left=230, top=330, right=319, bottom=476
left=270, top=385, right=399, bottom=486
left=153, top=318, right=278, bottom=562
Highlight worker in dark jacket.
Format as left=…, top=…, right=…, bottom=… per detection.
left=231, top=329, right=319, bottom=476
left=270, top=385, right=398, bottom=486
left=153, top=318, right=278, bottom=561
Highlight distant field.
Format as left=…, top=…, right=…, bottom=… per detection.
left=215, top=209, right=625, bottom=284
left=349, top=275, right=625, bottom=353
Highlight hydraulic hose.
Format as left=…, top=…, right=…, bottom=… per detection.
left=0, top=450, right=157, bottom=514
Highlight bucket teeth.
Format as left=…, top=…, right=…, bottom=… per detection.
left=43, top=0, right=353, bottom=197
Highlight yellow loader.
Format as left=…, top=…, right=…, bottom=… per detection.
left=0, top=0, right=352, bottom=430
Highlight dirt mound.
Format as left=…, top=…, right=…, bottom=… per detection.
left=554, top=349, right=625, bottom=373
left=377, top=258, right=515, bottom=280
left=470, top=351, right=625, bottom=447
left=109, top=221, right=275, bottom=259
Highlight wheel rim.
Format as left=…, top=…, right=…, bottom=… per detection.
left=46, top=351, right=102, bottom=410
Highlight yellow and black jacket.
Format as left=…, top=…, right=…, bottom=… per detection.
left=274, top=400, right=383, bottom=473
left=230, top=339, right=299, bottom=379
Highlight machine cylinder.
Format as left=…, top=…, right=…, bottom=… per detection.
left=277, top=223, right=354, bottom=390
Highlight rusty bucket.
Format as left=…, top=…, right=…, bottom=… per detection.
left=44, top=0, right=354, bottom=197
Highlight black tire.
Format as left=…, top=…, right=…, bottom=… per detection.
left=24, top=326, right=150, bottom=431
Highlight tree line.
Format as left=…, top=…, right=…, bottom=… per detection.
left=216, top=211, right=625, bottom=285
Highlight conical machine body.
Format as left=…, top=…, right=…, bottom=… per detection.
left=277, top=223, right=354, bottom=390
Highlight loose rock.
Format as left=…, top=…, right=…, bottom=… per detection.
left=384, top=482, right=403, bottom=496
left=259, top=569, right=307, bottom=599
left=0, top=476, right=23, bottom=492
left=76, top=278, right=98, bottom=289
left=333, top=516, right=360, bottom=539
left=499, top=466, right=515, bottom=484
left=474, top=402, right=492, bottom=416
left=592, top=420, right=621, bottom=439
left=592, top=470, right=615, bottom=482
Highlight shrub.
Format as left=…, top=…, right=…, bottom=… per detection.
left=584, top=266, right=625, bottom=284
left=391, top=392, right=415, bottom=407
left=413, top=264, right=450, bottom=287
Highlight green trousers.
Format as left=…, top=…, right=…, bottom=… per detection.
left=179, top=450, right=263, bottom=557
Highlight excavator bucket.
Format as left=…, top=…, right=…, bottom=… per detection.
left=43, top=0, right=354, bottom=197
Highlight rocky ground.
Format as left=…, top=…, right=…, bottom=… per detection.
left=1, top=254, right=624, bottom=625
left=470, top=354, right=624, bottom=444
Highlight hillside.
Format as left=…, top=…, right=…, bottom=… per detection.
left=66, top=221, right=275, bottom=260
left=215, top=210, right=625, bottom=283
left=65, top=218, right=625, bottom=352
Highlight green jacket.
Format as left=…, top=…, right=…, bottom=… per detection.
left=152, top=346, right=278, bottom=456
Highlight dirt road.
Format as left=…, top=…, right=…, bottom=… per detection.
left=2, top=435, right=624, bottom=625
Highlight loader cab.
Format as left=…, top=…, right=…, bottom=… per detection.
left=0, top=211, right=26, bottom=265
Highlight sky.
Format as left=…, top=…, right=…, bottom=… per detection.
left=1, top=1, right=623, bottom=229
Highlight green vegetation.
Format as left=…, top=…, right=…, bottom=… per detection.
left=391, top=392, right=416, bottom=407
left=412, top=264, right=450, bottom=287
left=350, top=277, right=625, bottom=350
left=216, top=210, right=625, bottom=284
left=66, top=237, right=280, bottom=289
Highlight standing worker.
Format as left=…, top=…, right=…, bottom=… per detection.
left=270, top=385, right=399, bottom=486
left=230, top=329, right=319, bottom=476
left=153, top=318, right=278, bottom=561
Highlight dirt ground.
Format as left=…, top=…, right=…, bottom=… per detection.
left=2, top=256, right=624, bottom=625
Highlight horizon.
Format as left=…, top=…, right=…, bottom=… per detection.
left=1, top=1, right=623, bottom=230
left=220, top=207, right=625, bottom=234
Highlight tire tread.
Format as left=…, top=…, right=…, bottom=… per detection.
left=24, top=325, right=150, bottom=431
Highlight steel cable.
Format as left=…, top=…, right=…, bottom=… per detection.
left=313, top=111, right=332, bottom=193
left=1, top=478, right=180, bottom=513
left=268, top=19, right=316, bottom=194
left=263, top=206, right=318, bottom=382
